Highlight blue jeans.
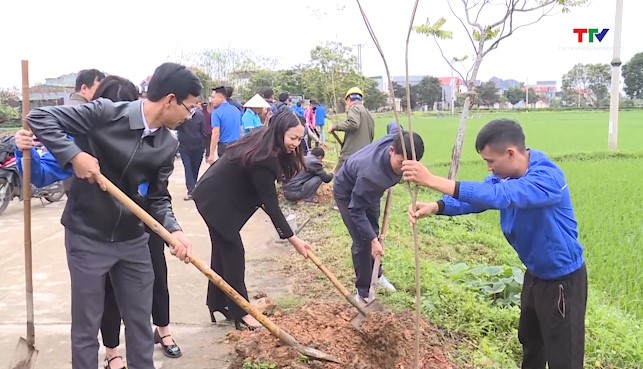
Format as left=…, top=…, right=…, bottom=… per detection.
left=317, top=124, right=325, bottom=142
left=179, top=147, right=204, bottom=194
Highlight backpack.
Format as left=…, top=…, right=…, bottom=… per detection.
left=0, top=135, right=16, bottom=163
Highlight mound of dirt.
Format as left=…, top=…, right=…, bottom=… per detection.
left=229, top=303, right=456, bottom=369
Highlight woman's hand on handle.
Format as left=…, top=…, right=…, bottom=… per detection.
left=288, top=235, right=312, bottom=258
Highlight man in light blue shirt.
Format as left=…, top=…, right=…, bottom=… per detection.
left=207, top=85, right=242, bottom=163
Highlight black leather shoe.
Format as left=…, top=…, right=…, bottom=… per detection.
left=209, top=308, right=231, bottom=323
left=153, top=328, right=182, bottom=358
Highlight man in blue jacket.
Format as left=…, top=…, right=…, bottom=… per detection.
left=334, top=122, right=424, bottom=303
left=403, top=118, right=587, bottom=369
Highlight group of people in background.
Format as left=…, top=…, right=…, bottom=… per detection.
left=10, top=65, right=383, bottom=369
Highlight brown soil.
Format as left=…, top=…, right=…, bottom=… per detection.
left=228, top=303, right=456, bottom=369
left=277, top=183, right=335, bottom=207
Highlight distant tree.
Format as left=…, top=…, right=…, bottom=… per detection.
left=191, top=67, right=214, bottom=99
left=393, top=82, right=417, bottom=110
left=477, top=81, right=499, bottom=106
left=622, top=52, right=643, bottom=100
left=505, top=85, right=538, bottom=106
left=562, top=63, right=611, bottom=107
left=362, top=81, right=387, bottom=111
left=0, top=88, right=20, bottom=124
left=415, top=76, right=442, bottom=108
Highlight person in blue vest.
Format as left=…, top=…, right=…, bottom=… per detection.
left=291, top=101, right=305, bottom=116
left=16, top=75, right=187, bottom=369
left=206, top=85, right=242, bottom=164
left=403, top=118, right=587, bottom=369
left=313, top=101, right=327, bottom=142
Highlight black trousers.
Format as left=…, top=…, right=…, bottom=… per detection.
left=217, top=143, right=229, bottom=158
left=179, top=147, right=204, bottom=194
left=335, top=197, right=383, bottom=298
left=204, top=226, right=248, bottom=321
left=204, top=135, right=212, bottom=158
left=101, top=228, right=170, bottom=348
left=519, top=263, right=587, bottom=369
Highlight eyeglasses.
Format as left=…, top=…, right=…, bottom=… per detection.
left=181, top=102, right=197, bottom=119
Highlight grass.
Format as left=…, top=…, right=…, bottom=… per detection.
left=370, top=110, right=643, bottom=164
left=317, top=110, right=643, bottom=368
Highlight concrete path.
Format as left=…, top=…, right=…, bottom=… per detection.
left=0, top=158, right=296, bottom=369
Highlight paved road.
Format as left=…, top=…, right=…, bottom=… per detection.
left=0, top=158, right=296, bottom=369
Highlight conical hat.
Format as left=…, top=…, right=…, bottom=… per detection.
left=244, top=94, right=270, bottom=108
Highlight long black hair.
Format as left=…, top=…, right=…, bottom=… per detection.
left=226, top=109, right=305, bottom=181
left=91, top=75, right=139, bottom=102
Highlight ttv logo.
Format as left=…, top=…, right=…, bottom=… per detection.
left=573, top=28, right=609, bottom=43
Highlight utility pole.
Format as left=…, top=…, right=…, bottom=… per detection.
left=608, top=0, right=624, bottom=151
left=353, top=43, right=365, bottom=74
left=525, top=77, right=529, bottom=109
left=450, top=62, right=455, bottom=115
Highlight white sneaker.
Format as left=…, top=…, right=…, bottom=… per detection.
left=354, top=293, right=372, bottom=306
left=378, top=275, right=397, bottom=292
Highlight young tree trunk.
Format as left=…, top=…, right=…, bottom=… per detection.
left=447, top=94, right=471, bottom=179
left=447, top=53, right=484, bottom=179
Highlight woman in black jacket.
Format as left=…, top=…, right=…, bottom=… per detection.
left=191, top=110, right=312, bottom=330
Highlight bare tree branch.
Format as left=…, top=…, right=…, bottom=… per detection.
left=482, top=1, right=558, bottom=57
left=431, top=35, right=469, bottom=82
left=460, top=0, right=484, bottom=30
left=447, top=0, right=478, bottom=52
left=474, top=0, right=489, bottom=24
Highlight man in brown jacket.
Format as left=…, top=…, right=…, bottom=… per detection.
left=69, top=68, right=106, bottom=105
left=327, top=87, right=375, bottom=173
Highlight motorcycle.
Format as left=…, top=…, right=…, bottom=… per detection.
left=0, top=145, right=66, bottom=216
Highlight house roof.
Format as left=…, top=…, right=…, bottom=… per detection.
left=437, top=77, right=463, bottom=86
left=525, top=85, right=557, bottom=93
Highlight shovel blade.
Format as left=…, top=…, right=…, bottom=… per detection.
left=350, top=299, right=386, bottom=330
left=8, top=338, right=38, bottom=369
left=296, top=344, right=341, bottom=363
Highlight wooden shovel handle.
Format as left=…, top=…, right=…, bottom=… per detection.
left=97, top=174, right=288, bottom=340
left=330, top=131, right=343, bottom=147
left=21, top=60, right=36, bottom=347
left=306, top=250, right=368, bottom=316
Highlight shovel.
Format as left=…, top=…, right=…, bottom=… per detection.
left=330, top=131, right=343, bottom=147
left=9, top=60, right=38, bottom=369
left=350, top=187, right=394, bottom=329
left=97, top=174, right=339, bottom=363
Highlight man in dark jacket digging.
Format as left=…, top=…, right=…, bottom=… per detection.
left=282, top=147, right=333, bottom=204
left=333, top=122, right=424, bottom=303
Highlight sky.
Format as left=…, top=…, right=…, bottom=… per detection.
left=0, top=0, right=639, bottom=89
